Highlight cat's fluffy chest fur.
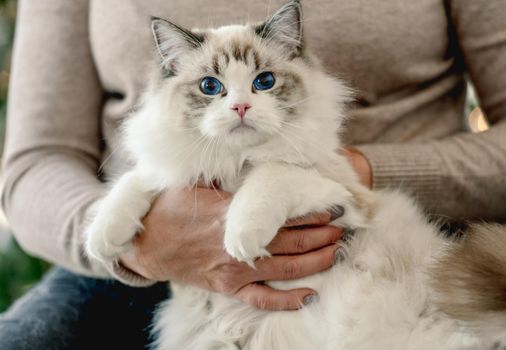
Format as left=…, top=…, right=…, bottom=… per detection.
left=85, top=1, right=506, bottom=349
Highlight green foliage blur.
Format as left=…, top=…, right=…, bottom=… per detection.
left=0, top=0, right=50, bottom=313
left=0, top=0, right=16, bottom=142
left=0, top=240, right=50, bottom=312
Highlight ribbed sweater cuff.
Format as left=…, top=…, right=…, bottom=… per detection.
left=355, top=143, right=444, bottom=209
left=105, top=259, right=156, bottom=287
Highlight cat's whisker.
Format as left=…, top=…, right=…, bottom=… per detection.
left=98, top=145, right=120, bottom=176
left=280, top=126, right=333, bottom=159
left=213, top=136, right=223, bottom=175
left=204, top=137, right=216, bottom=173
left=170, top=134, right=205, bottom=159
left=190, top=137, right=214, bottom=220
left=272, top=127, right=326, bottom=177
left=198, top=136, right=215, bottom=178
left=192, top=181, right=199, bottom=222
left=202, top=135, right=220, bottom=183
left=273, top=129, right=310, bottom=165
left=281, top=140, right=321, bottom=178
left=175, top=134, right=209, bottom=164
left=274, top=96, right=312, bottom=111
left=209, top=137, right=227, bottom=200
left=279, top=120, right=307, bottom=131
left=174, top=126, right=202, bottom=132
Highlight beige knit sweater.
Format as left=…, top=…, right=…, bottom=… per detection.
left=2, top=0, right=506, bottom=282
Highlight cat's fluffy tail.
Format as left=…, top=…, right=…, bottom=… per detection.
left=430, top=223, right=506, bottom=331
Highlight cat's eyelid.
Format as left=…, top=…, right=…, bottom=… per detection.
left=201, top=66, right=223, bottom=77
left=253, top=65, right=276, bottom=76
left=200, top=75, right=224, bottom=89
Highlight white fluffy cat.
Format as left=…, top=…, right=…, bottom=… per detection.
left=85, top=1, right=506, bottom=349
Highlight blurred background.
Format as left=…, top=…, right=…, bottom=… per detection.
left=0, top=0, right=49, bottom=313
left=0, top=1, right=489, bottom=313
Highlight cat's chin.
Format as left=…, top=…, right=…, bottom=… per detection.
left=221, top=129, right=271, bottom=149
left=229, top=123, right=256, bottom=134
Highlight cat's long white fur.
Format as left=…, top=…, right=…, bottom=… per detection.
left=85, top=3, right=504, bottom=349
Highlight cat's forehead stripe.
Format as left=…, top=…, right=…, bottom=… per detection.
left=252, top=50, right=261, bottom=71
left=232, top=43, right=242, bottom=62
left=221, top=49, right=230, bottom=65
left=204, top=43, right=264, bottom=75
left=229, top=42, right=258, bottom=67
left=212, top=54, right=220, bottom=75
left=241, top=45, right=252, bottom=65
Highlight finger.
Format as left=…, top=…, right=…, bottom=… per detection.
left=267, top=226, right=343, bottom=255
left=235, top=283, right=318, bottom=311
left=283, top=205, right=344, bottom=228
left=255, top=244, right=340, bottom=282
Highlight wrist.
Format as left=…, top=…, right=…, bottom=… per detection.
left=116, top=247, right=165, bottom=282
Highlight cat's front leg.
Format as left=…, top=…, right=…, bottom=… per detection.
left=224, top=169, right=286, bottom=266
left=224, top=163, right=363, bottom=267
left=85, top=170, right=159, bottom=263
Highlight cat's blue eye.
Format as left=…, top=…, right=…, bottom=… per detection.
left=200, top=77, right=223, bottom=95
left=253, top=72, right=275, bottom=91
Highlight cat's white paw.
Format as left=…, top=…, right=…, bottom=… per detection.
left=84, top=179, right=153, bottom=264
left=85, top=213, right=139, bottom=263
left=224, top=223, right=274, bottom=267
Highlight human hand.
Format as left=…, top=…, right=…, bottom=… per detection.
left=342, top=148, right=373, bottom=188
left=119, top=186, right=343, bottom=311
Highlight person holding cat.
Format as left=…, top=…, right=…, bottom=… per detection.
left=1, top=0, right=505, bottom=349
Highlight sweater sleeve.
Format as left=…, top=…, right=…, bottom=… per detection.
left=1, top=0, right=153, bottom=286
left=357, top=0, right=506, bottom=220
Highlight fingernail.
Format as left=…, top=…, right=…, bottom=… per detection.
left=342, top=228, right=355, bottom=242
left=303, top=293, right=320, bottom=305
left=329, top=205, right=345, bottom=221
left=334, top=246, right=347, bottom=264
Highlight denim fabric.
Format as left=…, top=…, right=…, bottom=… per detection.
left=0, top=268, right=170, bottom=350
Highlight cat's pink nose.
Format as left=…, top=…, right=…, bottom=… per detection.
left=231, top=103, right=251, bottom=119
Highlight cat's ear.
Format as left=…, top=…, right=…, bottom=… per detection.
left=151, top=17, right=204, bottom=75
left=255, top=0, right=303, bottom=57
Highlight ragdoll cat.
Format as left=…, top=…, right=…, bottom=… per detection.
left=85, top=1, right=506, bottom=349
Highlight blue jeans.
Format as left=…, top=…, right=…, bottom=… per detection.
left=0, top=268, right=170, bottom=349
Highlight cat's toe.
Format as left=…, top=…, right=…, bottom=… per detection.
left=329, top=201, right=367, bottom=230
left=86, top=229, right=132, bottom=263
left=85, top=218, right=138, bottom=263
left=224, top=228, right=271, bottom=268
